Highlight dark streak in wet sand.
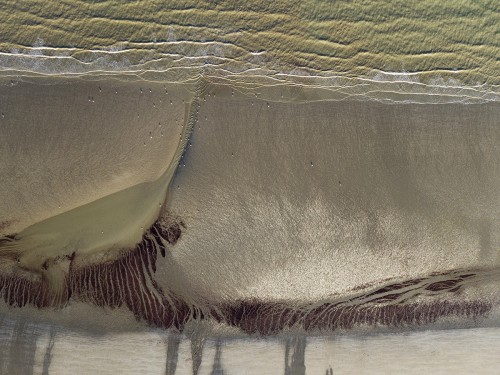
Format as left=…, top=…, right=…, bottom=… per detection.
left=0, top=218, right=494, bottom=335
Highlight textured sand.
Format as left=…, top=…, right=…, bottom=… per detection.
left=161, top=91, right=500, bottom=302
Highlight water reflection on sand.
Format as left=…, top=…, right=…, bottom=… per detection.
left=1, top=313, right=500, bottom=375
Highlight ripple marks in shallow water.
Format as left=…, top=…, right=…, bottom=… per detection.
left=0, top=0, right=499, bottom=85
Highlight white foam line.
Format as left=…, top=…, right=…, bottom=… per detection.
left=1, top=50, right=498, bottom=91
left=212, top=71, right=499, bottom=98
left=0, top=57, right=498, bottom=103
left=0, top=51, right=239, bottom=67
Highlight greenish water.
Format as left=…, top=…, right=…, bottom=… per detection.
left=0, top=0, right=498, bottom=87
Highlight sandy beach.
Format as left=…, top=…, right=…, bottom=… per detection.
left=0, top=73, right=499, bottom=333
left=0, top=1, right=499, bottom=373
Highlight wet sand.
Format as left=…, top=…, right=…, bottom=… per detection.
left=0, top=74, right=498, bottom=338
left=0, top=75, right=195, bottom=310
left=163, top=91, right=500, bottom=303
left=1, top=311, right=500, bottom=375
left=0, top=72, right=497, bottom=374
left=0, top=76, right=193, bottom=235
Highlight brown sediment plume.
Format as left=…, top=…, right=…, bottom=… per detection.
left=426, top=279, right=463, bottom=292
left=0, top=221, right=493, bottom=334
left=212, top=267, right=494, bottom=334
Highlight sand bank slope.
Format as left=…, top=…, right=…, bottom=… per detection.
left=0, top=77, right=191, bottom=235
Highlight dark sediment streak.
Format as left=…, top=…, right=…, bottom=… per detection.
left=285, top=336, right=306, bottom=375
left=190, top=328, right=205, bottom=375
left=0, top=219, right=494, bottom=335
left=41, top=328, right=56, bottom=375
left=68, top=218, right=190, bottom=330
left=210, top=339, right=225, bottom=375
left=0, top=218, right=191, bottom=329
left=5, top=319, right=39, bottom=375
left=218, top=299, right=491, bottom=336
left=165, top=332, right=181, bottom=375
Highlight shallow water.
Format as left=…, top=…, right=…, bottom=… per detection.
left=1, top=312, right=500, bottom=375
left=0, top=0, right=499, bottom=87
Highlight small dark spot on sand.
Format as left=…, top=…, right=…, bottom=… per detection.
left=0, top=220, right=14, bottom=232
left=425, top=279, right=462, bottom=292
left=165, top=223, right=182, bottom=244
